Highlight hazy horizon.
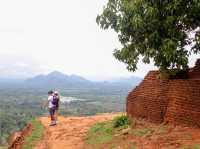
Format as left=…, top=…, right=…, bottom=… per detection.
left=0, top=70, right=143, bottom=82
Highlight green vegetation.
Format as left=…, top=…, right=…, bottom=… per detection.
left=113, top=115, right=130, bottom=128
left=86, top=121, right=114, bottom=144
left=86, top=116, right=200, bottom=148
left=0, top=86, right=130, bottom=145
left=86, top=115, right=131, bottom=145
left=0, top=88, right=46, bottom=145
left=180, top=144, right=200, bottom=149
left=97, top=0, right=200, bottom=72
left=85, top=115, right=158, bottom=148
left=0, top=104, right=42, bottom=145
left=22, top=119, right=44, bottom=149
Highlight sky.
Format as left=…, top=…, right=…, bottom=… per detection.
left=0, top=0, right=199, bottom=81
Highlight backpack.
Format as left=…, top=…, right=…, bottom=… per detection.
left=52, top=95, right=59, bottom=106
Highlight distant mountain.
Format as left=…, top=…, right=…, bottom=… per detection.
left=25, top=71, right=92, bottom=88
left=0, top=71, right=142, bottom=89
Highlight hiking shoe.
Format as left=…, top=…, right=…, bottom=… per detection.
left=49, top=123, right=56, bottom=126
left=49, top=121, right=56, bottom=126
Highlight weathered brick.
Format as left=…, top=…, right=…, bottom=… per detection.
left=127, top=59, right=200, bottom=127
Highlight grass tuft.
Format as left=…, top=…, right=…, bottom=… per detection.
left=85, top=115, right=131, bottom=146
left=22, top=119, right=44, bottom=149
left=86, top=121, right=114, bottom=144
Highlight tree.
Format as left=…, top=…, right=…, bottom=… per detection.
left=97, top=0, right=200, bottom=72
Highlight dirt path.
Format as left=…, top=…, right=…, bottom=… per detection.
left=35, top=113, right=119, bottom=149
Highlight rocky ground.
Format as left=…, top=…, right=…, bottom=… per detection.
left=9, top=113, right=200, bottom=149
left=35, top=113, right=119, bottom=149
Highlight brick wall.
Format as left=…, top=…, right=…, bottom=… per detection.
left=127, top=59, right=200, bottom=127
left=165, top=80, right=200, bottom=126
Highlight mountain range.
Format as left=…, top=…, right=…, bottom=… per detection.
left=0, top=71, right=142, bottom=89
left=25, top=71, right=92, bottom=88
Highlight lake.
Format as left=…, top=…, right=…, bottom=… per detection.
left=60, top=96, right=87, bottom=103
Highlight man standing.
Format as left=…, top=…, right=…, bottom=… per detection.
left=47, top=90, right=56, bottom=126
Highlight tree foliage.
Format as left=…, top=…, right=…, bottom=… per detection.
left=97, top=0, right=200, bottom=71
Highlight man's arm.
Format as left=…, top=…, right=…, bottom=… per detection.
left=43, top=96, right=51, bottom=108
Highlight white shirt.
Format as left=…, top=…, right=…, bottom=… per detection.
left=48, top=95, right=54, bottom=108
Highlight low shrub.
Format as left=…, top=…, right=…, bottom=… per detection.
left=113, top=115, right=130, bottom=128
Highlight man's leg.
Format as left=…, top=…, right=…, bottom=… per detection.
left=55, top=109, right=59, bottom=123
left=49, top=108, right=53, bottom=120
left=49, top=108, right=56, bottom=126
left=52, top=108, right=56, bottom=124
left=55, top=107, right=58, bottom=121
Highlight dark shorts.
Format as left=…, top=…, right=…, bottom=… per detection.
left=49, top=107, right=56, bottom=116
